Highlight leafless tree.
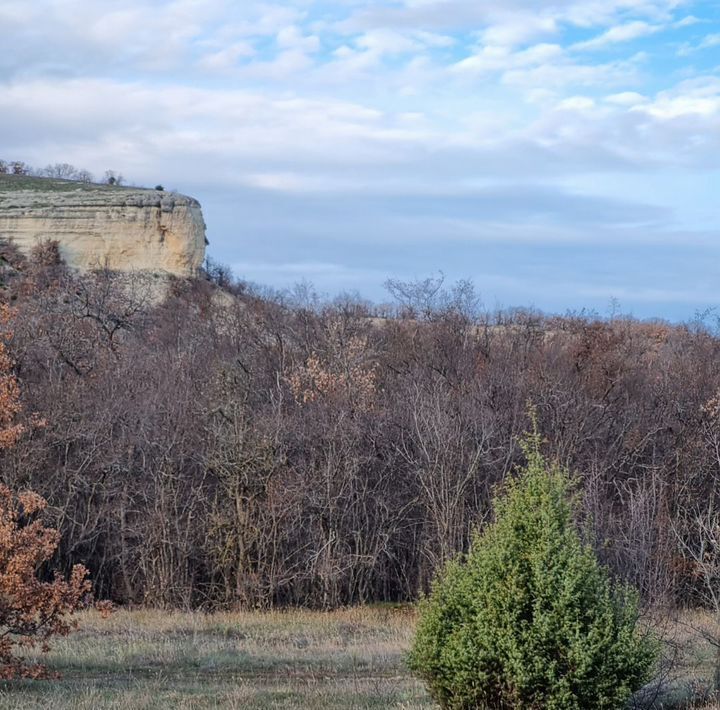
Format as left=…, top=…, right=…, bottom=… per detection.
left=42, top=163, right=81, bottom=180
left=10, top=161, right=31, bottom=176
left=1, top=254, right=720, bottom=612
left=103, top=170, right=124, bottom=186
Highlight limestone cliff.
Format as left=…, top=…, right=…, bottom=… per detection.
left=0, top=176, right=207, bottom=276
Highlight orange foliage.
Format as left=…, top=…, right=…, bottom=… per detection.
left=287, top=334, right=377, bottom=412
left=0, top=305, right=25, bottom=450
left=0, top=486, right=91, bottom=678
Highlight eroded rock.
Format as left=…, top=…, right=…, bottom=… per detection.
left=0, top=176, right=207, bottom=276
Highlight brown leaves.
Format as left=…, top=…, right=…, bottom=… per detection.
left=0, top=305, right=24, bottom=451
left=288, top=334, right=378, bottom=412
left=0, top=484, right=91, bottom=678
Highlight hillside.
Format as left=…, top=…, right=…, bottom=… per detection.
left=0, top=248, right=714, bottom=613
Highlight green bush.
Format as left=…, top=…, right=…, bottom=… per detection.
left=409, top=434, right=658, bottom=709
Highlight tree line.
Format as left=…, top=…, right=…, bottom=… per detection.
left=0, top=241, right=718, bottom=611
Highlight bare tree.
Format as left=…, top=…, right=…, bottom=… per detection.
left=10, top=161, right=31, bottom=176
left=42, top=163, right=80, bottom=180
left=2, top=261, right=720, bottom=613
left=384, top=272, right=445, bottom=319
left=103, top=170, right=124, bottom=186
left=74, top=170, right=94, bottom=183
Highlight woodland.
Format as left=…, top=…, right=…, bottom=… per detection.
left=1, top=240, right=719, bottom=614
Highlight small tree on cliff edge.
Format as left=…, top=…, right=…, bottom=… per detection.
left=409, top=427, right=658, bottom=709
left=0, top=305, right=91, bottom=679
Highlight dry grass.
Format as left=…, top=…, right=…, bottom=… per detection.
left=3, top=606, right=720, bottom=708
left=637, top=609, right=720, bottom=709
left=0, top=174, right=131, bottom=193
left=0, top=606, right=431, bottom=709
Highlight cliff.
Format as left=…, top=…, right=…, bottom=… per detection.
left=0, top=175, right=207, bottom=276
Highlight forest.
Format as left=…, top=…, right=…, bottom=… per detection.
left=1, top=240, right=718, bottom=613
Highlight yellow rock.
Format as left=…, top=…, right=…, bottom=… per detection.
left=0, top=178, right=207, bottom=276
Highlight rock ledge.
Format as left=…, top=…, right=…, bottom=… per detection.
left=0, top=176, right=207, bottom=276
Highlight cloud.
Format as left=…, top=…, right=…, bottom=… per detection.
left=698, top=33, right=720, bottom=49
left=2, top=68, right=719, bottom=200
left=276, top=26, right=321, bottom=54
left=557, top=96, right=597, bottom=111
left=197, top=42, right=255, bottom=72
left=453, top=43, right=564, bottom=75
left=1, top=0, right=718, bottom=318
left=0, top=0, right=311, bottom=81
left=674, top=15, right=702, bottom=27
left=231, top=260, right=388, bottom=292
left=678, top=32, right=720, bottom=55
left=501, top=52, right=647, bottom=90
left=339, top=0, right=684, bottom=33
left=356, top=29, right=422, bottom=56
left=572, top=21, right=663, bottom=50
left=605, top=91, right=648, bottom=106
left=480, top=15, right=559, bottom=48
left=631, top=76, right=720, bottom=119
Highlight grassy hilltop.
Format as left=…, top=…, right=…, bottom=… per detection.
left=0, top=174, right=154, bottom=194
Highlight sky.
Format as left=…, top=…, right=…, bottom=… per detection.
left=0, top=0, right=719, bottom=319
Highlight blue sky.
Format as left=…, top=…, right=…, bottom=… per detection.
left=1, top=0, right=719, bottom=319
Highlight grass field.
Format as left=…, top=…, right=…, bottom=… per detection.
left=0, top=174, right=143, bottom=193
left=0, top=607, right=431, bottom=709
left=2, top=607, right=720, bottom=708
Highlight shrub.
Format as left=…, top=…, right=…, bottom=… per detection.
left=0, top=486, right=91, bottom=678
left=409, top=432, right=658, bottom=709
left=0, top=305, right=92, bottom=678
left=0, top=304, right=26, bottom=450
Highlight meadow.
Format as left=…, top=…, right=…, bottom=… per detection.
left=0, top=607, right=431, bottom=709
left=1, top=608, right=720, bottom=709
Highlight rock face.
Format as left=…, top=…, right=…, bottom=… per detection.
left=0, top=177, right=207, bottom=276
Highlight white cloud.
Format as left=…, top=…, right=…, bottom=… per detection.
left=674, top=15, right=701, bottom=27
left=0, top=0, right=314, bottom=81
left=572, top=21, right=662, bottom=50
left=557, top=96, right=597, bottom=111
left=699, top=33, right=720, bottom=49
left=641, top=99, right=719, bottom=118
left=1, top=0, right=718, bottom=317
left=637, top=78, right=720, bottom=118
left=3, top=68, right=719, bottom=200
left=341, top=0, right=684, bottom=33
left=675, top=33, right=719, bottom=57
left=413, top=30, right=456, bottom=48
left=605, top=91, right=648, bottom=106
left=501, top=53, right=646, bottom=90
left=480, top=15, right=558, bottom=48
left=452, top=43, right=564, bottom=75
left=197, top=42, right=255, bottom=72
left=356, top=29, right=422, bottom=55
left=276, top=26, right=321, bottom=54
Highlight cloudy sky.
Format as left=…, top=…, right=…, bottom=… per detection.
left=1, top=0, right=719, bottom=318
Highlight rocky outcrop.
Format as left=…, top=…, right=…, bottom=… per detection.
left=0, top=178, right=207, bottom=276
